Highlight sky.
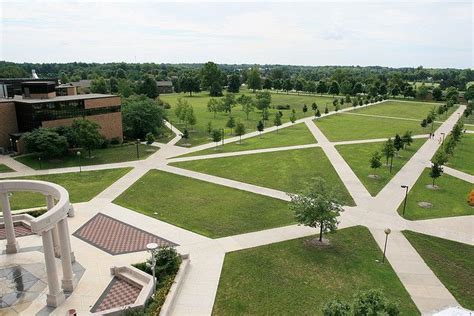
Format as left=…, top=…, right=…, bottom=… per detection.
left=0, top=0, right=472, bottom=68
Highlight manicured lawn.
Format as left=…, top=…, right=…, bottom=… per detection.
left=447, top=134, right=474, bottom=175
left=403, top=231, right=474, bottom=309
left=397, top=168, right=474, bottom=220
left=0, top=164, right=13, bottom=173
left=181, top=122, right=316, bottom=157
left=464, top=124, right=474, bottom=131
left=7, top=168, right=131, bottom=210
left=172, top=147, right=355, bottom=206
left=114, top=170, right=294, bottom=238
left=337, top=138, right=427, bottom=196
left=315, top=113, right=438, bottom=142
left=161, top=90, right=341, bottom=147
left=353, top=100, right=457, bottom=121
left=213, top=226, right=418, bottom=315
left=15, top=144, right=157, bottom=170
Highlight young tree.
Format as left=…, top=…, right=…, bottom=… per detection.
left=302, top=104, right=308, bottom=114
left=316, top=80, right=328, bottom=95
left=206, top=121, right=213, bottom=136
left=209, top=81, right=223, bottom=97
left=429, top=162, right=443, bottom=186
left=257, top=120, right=264, bottom=137
left=289, top=177, right=344, bottom=242
left=237, top=94, right=255, bottom=120
left=369, top=151, right=382, bottom=176
left=72, top=119, right=103, bottom=158
left=324, top=106, right=329, bottom=114
left=23, top=128, right=68, bottom=158
left=211, top=129, right=222, bottom=149
left=184, top=106, right=197, bottom=130
left=315, top=109, right=321, bottom=117
left=227, top=73, right=241, bottom=93
left=393, top=134, right=404, bottom=152
left=247, top=67, right=262, bottom=92
left=226, top=115, right=236, bottom=135
left=207, top=98, right=220, bottom=118
left=145, top=132, right=156, bottom=145
left=234, top=122, right=246, bottom=144
left=382, top=138, right=395, bottom=173
left=140, top=75, right=159, bottom=99
left=432, top=86, right=443, bottom=101
left=221, top=93, right=237, bottom=114
left=255, top=91, right=272, bottom=122
left=328, top=81, right=340, bottom=96
left=273, top=112, right=282, bottom=132
left=181, top=128, right=190, bottom=144
left=289, top=109, right=297, bottom=123
left=312, top=102, right=318, bottom=112
left=401, top=131, right=413, bottom=149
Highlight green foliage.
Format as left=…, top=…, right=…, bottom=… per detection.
left=352, top=289, right=400, bottom=316
left=234, top=122, right=246, bottom=142
left=178, top=71, right=201, bottom=96
left=255, top=91, right=271, bottom=111
left=122, top=95, right=166, bottom=139
left=209, top=81, right=223, bottom=97
left=289, top=109, right=297, bottom=123
left=201, top=61, right=222, bottom=92
left=303, top=104, right=308, bottom=113
left=207, top=98, right=220, bottom=118
left=382, top=138, right=395, bottom=167
left=90, top=77, right=109, bottom=94
left=227, top=73, right=241, bottom=93
left=328, top=80, right=340, bottom=95
left=140, top=75, right=159, bottom=99
left=72, top=119, right=103, bottom=158
left=211, top=128, right=222, bottom=146
left=257, top=120, right=264, bottom=133
left=369, top=151, right=382, bottom=172
left=429, top=163, right=444, bottom=186
left=23, top=128, right=68, bottom=158
left=393, top=134, right=404, bottom=151
left=221, top=93, right=237, bottom=113
left=145, top=132, right=156, bottom=144
left=322, top=299, right=351, bottom=316
left=289, top=177, right=344, bottom=241
left=401, top=131, right=413, bottom=148
left=226, top=116, right=236, bottom=134
left=273, top=112, right=282, bottom=131
left=432, top=86, right=443, bottom=101
left=247, top=67, right=262, bottom=92
left=237, top=94, right=255, bottom=119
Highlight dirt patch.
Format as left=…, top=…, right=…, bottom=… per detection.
left=418, top=201, right=433, bottom=208
left=426, top=184, right=440, bottom=190
left=368, top=174, right=379, bottom=179
left=304, top=237, right=331, bottom=248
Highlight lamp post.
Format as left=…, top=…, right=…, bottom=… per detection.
left=401, top=185, right=409, bottom=217
left=136, top=139, right=140, bottom=159
left=77, top=151, right=82, bottom=173
left=38, top=156, right=42, bottom=170
left=9, top=138, right=13, bottom=152
left=382, top=228, right=391, bottom=263
left=146, top=242, right=159, bottom=291
left=15, top=140, right=18, bottom=152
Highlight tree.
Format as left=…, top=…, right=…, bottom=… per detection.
left=316, top=81, right=328, bottom=95
left=145, top=132, right=155, bottom=145
left=201, top=61, right=222, bottom=94
left=324, top=106, right=329, bottom=114
left=179, top=72, right=201, bottom=96
left=117, top=79, right=134, bottom=97
left=206, top=121, right=213, bottom=136
left=393, top=134, right=404, bottom=152
left=72, top=119, right=103, bottom=158
left=289, top=177, right=344, bottom=242
left=289, top=109, right=297, bottom=123
left=221, top=93, right=237, bottom=114
left=238, top=94, right=255, bottom=120
left=432, top=87, right=443, bottom=101
left=294, top=79, right=304, bottom=92
left=247, top=67, right=262, bottom=92
left=273, top=112, right=282, bottom=132
left=209, top=81, right=223, bottom=97
left=420, top=118, right=428, bottom=128
left=352, top=289, right=400, bottom=316
left=445, top=87, right=459, bottom=102
left=379, top=84, right=387, bottom=95
left=140, top=75, right=159, bottom=99
left=226, top=116, right=236, bottom=135
left=429, top=162, right=443, bottom=186
left=263, top=78, right=273, bottom=90
left=352, top=82, right=363, bottom=95
left=401, top=131, right=413, bottom=149
left=211, top=129, right=222, bottom=149
left=303, top=104, right=308, bottom=113
left=328, top=81, right=340, bottom=96
left=417, top=84, right=429, bottom=100
left=207, top=98, right=220, bottom=118
left=182, top=128, right=189, bottom=143
left=283, top=78, right=293, bottom=94
left=403, top=85, right=415, bottom=98
left=116, top=68, right=126, bottom=79
left=312, top=102, right=318, bottom=112
left=340, top=80, right=352, bottom=95
left=391, top=85, right=400, bottom=96
left=382, top=138, right=395, bottom=173
left=234, top=122, right=246, bottom=144
left=370, top=151, right=382, bottom=175
left=122, top=95, right=166, bottom=139
left=109, top=77, right=119, bottom=93
left=315, top=109, right=321, bottom=117
left=23, top=128, right=68, bottom=158
left=257, top=120, right=264, bottom=137
left=90, top=77, right=109, bottom=94
left=184, top=105, right=197, bottom=130
left=464, top=85, right=474, bottom=102
left=227, top=73, right=241, bottom=93
left=255, top=91, right=271, bottom=122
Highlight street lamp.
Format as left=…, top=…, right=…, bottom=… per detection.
left=382, top=228, right=391, bottom=263
left=146, top=242, right=159, bottom=291
left=38, top=156, right=42, bottom=170
left=401, top=185, right=409, bottom=217
left=9, top=138, right=13, bottom=152
left=77, top=151, right=82, bottom=173
left=136, top=139, right=140, bottom=159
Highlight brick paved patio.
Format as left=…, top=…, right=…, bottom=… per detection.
left=73, top=213, right=177, bottom=255
left=91, top=277, right=141, bottom=313
left=0, top=222, right=34, bottom=240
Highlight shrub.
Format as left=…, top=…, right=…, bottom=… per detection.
left=146, top=132, right=156, bottom=144
left=110, top=137, right=121, bottom=145
left=276, top=104, right=290, bottom=110
left=23, top=128, right=69, bottom=158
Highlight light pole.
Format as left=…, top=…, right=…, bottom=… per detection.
left=146, top=242, right=159, bottom=291
left=401, top=185, right=409, bottom=217
left=77, top=151, right=82, bottom=173
left=382, top=228, right=391, bottom=263
left=136, top=139, right=140, bottom=159
left=38, top=156, right=42, bottom=170
left=9, top=138, right=13, bottom=152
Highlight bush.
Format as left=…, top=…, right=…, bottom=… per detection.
left=23, top=128, right=69, bottom=158
left=323, top=289, right=399, bottom=316
left=146, top=132, right=156, bottom=144
left=276, top=104, right=290, bottom=110
left=110, top=137, right=121, bottom=145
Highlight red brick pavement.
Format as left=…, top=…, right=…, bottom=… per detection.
left=91, top=277, right=141, bottom=312
left=0, top=222, right=34, bottom=240
left=73, top=213, right=177, bottom=255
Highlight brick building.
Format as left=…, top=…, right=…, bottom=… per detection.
left=0, top=80, right=122, bottom=153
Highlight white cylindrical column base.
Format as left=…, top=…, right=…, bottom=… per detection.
left=1, top=192, right=19, bottom=254
left=58, top=218, right=75, bottom=292
left=42, top=229, right=65, bottom=307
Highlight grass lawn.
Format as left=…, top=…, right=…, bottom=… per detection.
left=464, top=124, right=474, bottom=131
left=353, top=100, right=457, bottom=121
left=113, top=170, right=293, bottom=238
left=0, top=164, right=14, bottom=173
left=447, top=134, right=474, bottom=175
left=213, top=226, right=418, bottom=315
left=337, top=138, right=427, bottom=196
left=15, top=144, right=157, bottom=170
left=315, top=113, right=439, bottom=142
left=180, top=122, right=316, bottom=157
left=6, top=168, right=131, bottom=210
left=397, top=168, right=474, bottom=220
left=172, top=147, right=354, bottom=206
left=161, top=90, right=342, bottom=147
left=403, top=231, right=474, bottom=310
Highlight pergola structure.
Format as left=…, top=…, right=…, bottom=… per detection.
left=0, top=180, right=76, bottom=307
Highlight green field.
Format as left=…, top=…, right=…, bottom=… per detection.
left=403, top=231, right=474, bottom=309
left=172, top=147, right=354, bottom=206
left=353, top=100, right=457, bottom=121
left=397, top=168, right=474, bottom=220
left=6, top=168, right=131, bottom=210
left=337, top=138, right=427, bottom=196
left=213, top=226, right=418, bottom=315
left=465, top=124, right=474, bottom=131
left=316, top=113, right=437, bottom=142
left=15, top=144, right=157, bottom=170
left=161, top=90, right=344, bottom=147
left=447, top=134, right=474, bottom=175
left=180, top=122, right=316, bottom=157
left=0, top=164, right=14, bottom=173
left=114, top=170, right=293, bottom=238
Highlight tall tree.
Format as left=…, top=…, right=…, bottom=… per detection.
left=255, top=91, right=272, bottom=122
left=207, top=98, right=220, bottom=118
left=393, top=134, right=404, bottom=152
left=122, top=95, right=166, bottom=139
left=289, top=177, right=344, bottom=242
left=201, top=61, right=223, bottom=96
left=226, top=116, right=236, bottom=135
left=72, top=119, right=103, bottom=158
left=432, top=86, right=443, bottom=101
left=328, top=81, right=340, bottom=96
left=227, top=73, right=241, bottom=93
left=352, top=82, right=363, bottom=95
left=140, top=75, right=159, bottom=99
left=263, top=78, right=273, bottom=90
left=273, top=112, right=282, bottom=132
left=370, top=151, right=382, bottom=176
left=179, top=72, right=201, bottom=96
left=382, top=138, right=395, bottom=173
left=316, top=81, right=328, bottom=95
left=283, top=79, right=293, bottom=94
left=238, top=94, right=255, bottom=120
left=247, top=67, right=262, bottom=92
left=401, top=131, right=413, bottom=149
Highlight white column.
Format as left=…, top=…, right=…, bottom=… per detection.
left=46, top=195, right=61, bottom=257
left=42, top=229, right=65, bottom=307
left=1, top=192, right=19, bottom=254
left=57, top=218, right=75, bottom=292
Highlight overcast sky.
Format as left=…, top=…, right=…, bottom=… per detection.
left=0, top=0, right=472, bottom=68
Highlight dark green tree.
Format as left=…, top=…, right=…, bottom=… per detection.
left=227, top=73, right=241, bottom=93
left=72, top=119, right=103, bottom=158
left=122, top=96, right=166, bottom=139
left=247, top=67, right=262, bottom=92
left=23, top=128, right=68, bottom=158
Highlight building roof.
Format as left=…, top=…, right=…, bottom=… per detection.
left=11, top=93, right=118, bottom=104
left=156, top=80, right=173, bottom=87
left=21, top=81, right=56, bottom=85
